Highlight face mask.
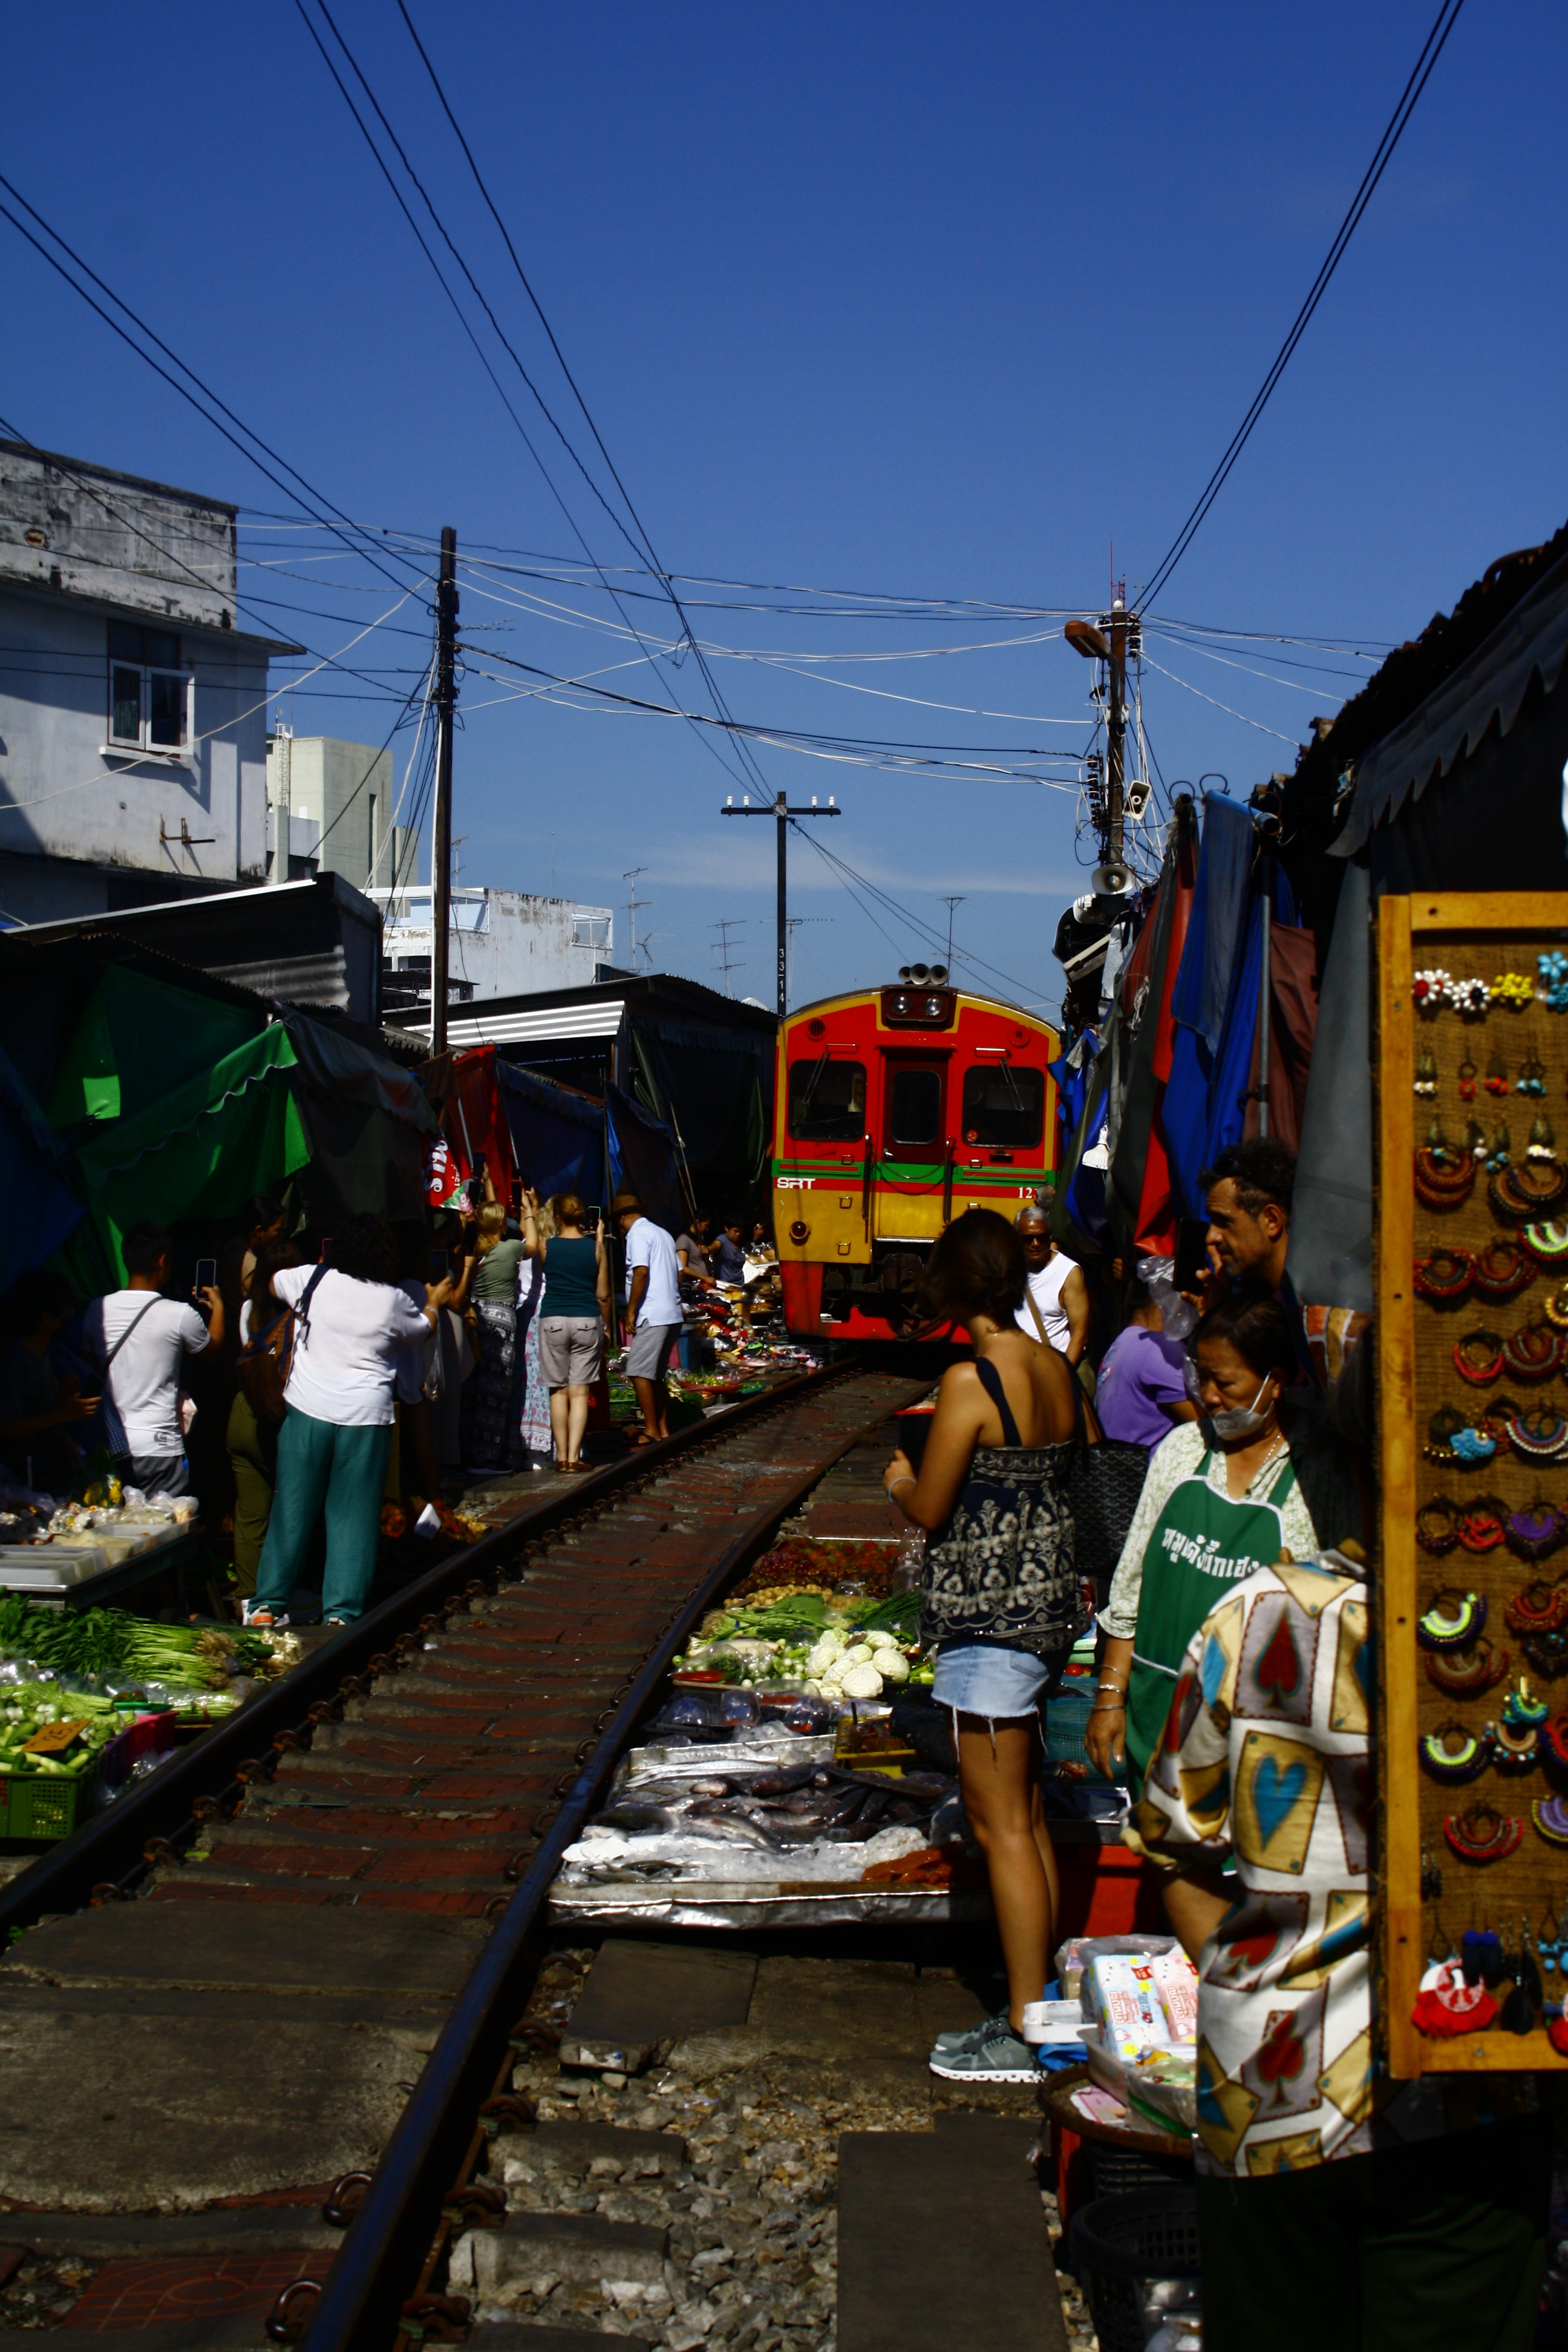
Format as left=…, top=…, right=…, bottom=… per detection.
left=1204, top=1373, right=1275, bottom=1442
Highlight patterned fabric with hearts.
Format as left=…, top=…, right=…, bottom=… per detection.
left=1126, top=1546, right=1510, bottom=2178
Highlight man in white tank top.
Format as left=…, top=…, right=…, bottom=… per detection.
left=1013, top=1201, right=1088, bottom=1364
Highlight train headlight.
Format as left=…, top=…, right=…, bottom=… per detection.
left=789, top=1220, right=810, bottom=1244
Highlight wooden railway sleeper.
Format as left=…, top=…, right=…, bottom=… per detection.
left=321, top=2171, right=373, bottom=2227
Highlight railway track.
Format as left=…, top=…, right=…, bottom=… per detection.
left=0, top=1363, right=941, bottom=2351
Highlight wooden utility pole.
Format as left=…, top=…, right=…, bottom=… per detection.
left=720, top=791, right=840, bottom=1016
left=431, top=526, right=458, bottom=1053
left=1106, top=595, right=1127, bottom=887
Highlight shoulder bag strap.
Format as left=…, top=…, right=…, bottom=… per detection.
left=1024, top=1284, right=1051, bottom=1348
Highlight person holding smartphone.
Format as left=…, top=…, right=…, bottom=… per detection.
left=521, top=1190, right=610, bottom=1474
left=83, top=1220, right=223, bottom=1498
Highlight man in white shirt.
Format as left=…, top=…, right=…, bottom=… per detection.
left=83, top=1220, right=223, bottom=1497
left=1013, top=1200, right=1088, bottom=1365
left=616, top=1192, right=683, bottom=1445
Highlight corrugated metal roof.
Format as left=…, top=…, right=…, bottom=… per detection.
left=1331, top=546, right=1568, bottom=855
left=445, top=1001, right=626, bottom=1047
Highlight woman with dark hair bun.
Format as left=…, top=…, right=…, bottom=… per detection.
left=1089, top=1284, right=1361, bottom=1794
left=245, top=1216, right=453, bottom=1628
left=881, top=1208, right=1082, bottom=2085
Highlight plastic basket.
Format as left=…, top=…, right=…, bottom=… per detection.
left=0, top=1768, right=86, bottom=1841
left=1068, top=2189, right=1201, bottom=2352
left=1083, top=2138, right=1194, bottom=2201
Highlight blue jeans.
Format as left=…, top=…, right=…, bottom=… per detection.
left=930, top=1641, right=1070, bottom=1720
left=254, top=1407, right=390, bottom=1622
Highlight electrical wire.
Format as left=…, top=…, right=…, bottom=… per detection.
left=0, top=177, right=422, bottom=598
left=1141, top=0, right=1466, bottom=606
left=1139, top=655, right=1300, bottom=744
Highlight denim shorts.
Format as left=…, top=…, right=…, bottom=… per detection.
left=930, top=1641, right=1070, bottom=1721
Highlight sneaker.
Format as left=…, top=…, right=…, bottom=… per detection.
left=241, top=1601, right=289, bottom=1628
left=928, top=2013, right=1038, bottom=2084
left=324, top=1615, right=349, bottom=1627
left=931, top=2008, right=1008, bottom=2054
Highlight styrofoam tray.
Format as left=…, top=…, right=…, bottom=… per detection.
left=0, top=1544, right=108, bottom=1588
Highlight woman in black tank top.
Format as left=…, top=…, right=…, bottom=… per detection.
left=883, top=1210, right=1082, bottom=2083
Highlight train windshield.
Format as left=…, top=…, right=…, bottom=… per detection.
left=961, top=1063, right=1044, bottom=1148
left=788, top=1055, right=866, bottom=1140
left=887, top=1065, right=944, bottom=1150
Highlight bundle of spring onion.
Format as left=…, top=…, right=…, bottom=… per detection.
left=0, top=1598, right=282, bottom=1690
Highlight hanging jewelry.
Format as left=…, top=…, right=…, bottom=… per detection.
left=1504, top=1584, right=1568, bottom=1638
left=1491, top=1160, right=1568, bottom=1221
left=1418, top=1589, right=1488, bottom=1649
left=1462, top=1927, right=1506, bottom=1985
left=1420, top=1846, right=1445, bottom=1903
left=1474, top=1239, right=1533, bottom=1301
left=1445, top=1804, right=1524, bottom=1863
left=1454, top=1329, right=1506, bottom=1385
left=1455, top=1501, right=1508, bottom=1553
left=1454, top=975, right=1491, bottom=1018
left=1417, top=1500, right=1461, bottom=1555
left=1458, top=1050, right=1478, bottom=1102
left=1501, top=1319, right=1563, bottom=1381
left=1415, top=1045, right=1439, bottom=1099
left=1534, top=1796, right=1568, bottom=1847
left=1420, top=1723, right=1492, bottom=1783
left=1524, top=1220, right=1568, bottom=1268
left=1464, top=1116, right=1488, bottom=1161
left=1452, top=1423, right=1500, bottom=1465
left=1540, top=1714, right=1568, bottom=1773
left=1416, top=1242, right=1475, bottom=1302
left=1540, top=952, right=1568, bottom=1011
left=1490, top=1717, right=1540, bottom=1771
left=1485, top=1121, right=1513, bottom=1175
left=1494, top=972, right=1537, bottom=1011
left=1504, top=1676, right=1550, bottom=1729
left=1416, top=1129, right=1477, bottom=1210
left=1507, top=1501, right=1568, bottom=1563
left=1486, top=1048, right=1511, bottom=1097
left=1542, top=1282, right=1568, bottom=1332
left=1413, top=968, right=1453, bottom=1014
left=1518, top=1046, right=1548, bottom=1098
left=1506, top=1405, right=1568, bottom=1465
left=1426, top=1639, right=1510, bottom=1698
left=1540, top=1897, right=1563, bottom=1975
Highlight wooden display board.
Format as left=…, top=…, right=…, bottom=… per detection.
left=1378, top=892, right=1568, bottom=2076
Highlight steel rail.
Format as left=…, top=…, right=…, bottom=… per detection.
left=293, top=1374, right=912, bottom=2350
left=0, top=1362, right=847, bottom=1939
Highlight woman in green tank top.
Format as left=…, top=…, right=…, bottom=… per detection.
left=1087, top=1291, right=1348, bottom=1794
left=522, top=1188, right=610, bottom=1473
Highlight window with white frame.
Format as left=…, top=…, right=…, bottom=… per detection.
left=572, top=914, right=610, bottom=949
left=107, top=622, right=190, bottom=753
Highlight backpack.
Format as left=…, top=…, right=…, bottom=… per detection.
left=236, top=1266, right=327, bottom=1427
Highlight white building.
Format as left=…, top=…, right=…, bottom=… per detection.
left=263, top=733, right=420, bottom=892
left=0, top=438, right=299, bottom=923
left=371, top=884, right=616, bottom=1021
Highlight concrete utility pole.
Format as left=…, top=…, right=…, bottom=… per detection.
left=431, top=526, right=459, bottom=1054
left=269, top=721, right=290, bottom=887
left=720, top=791, right=840, bottom=1016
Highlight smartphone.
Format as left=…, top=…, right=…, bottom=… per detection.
left=586, top=1204, right=602, bottom=1227
left=194, top=1258, right=217, bottom=1295
left=427, top=1250, right=449, bottom=1284
left=1173, top=1217, right=1210, bottom=1293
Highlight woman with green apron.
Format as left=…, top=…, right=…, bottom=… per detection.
left=1087, top=1291, right=1327, bottom=1791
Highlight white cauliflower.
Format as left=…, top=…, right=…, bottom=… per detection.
left=875, top=1650, right=910, bottom=1683
left=838, top=1661, right=884, bottom=1699
left=806, top=1632, right=847, bottom=1677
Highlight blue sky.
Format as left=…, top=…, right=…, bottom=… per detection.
left=5, top=0, right=1565, bottom=1015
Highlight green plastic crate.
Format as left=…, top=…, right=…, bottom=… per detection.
left=0, top=1769, right=87, bottom=1841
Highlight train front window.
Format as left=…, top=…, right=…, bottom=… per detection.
left=788, top=1056, right=866, bottom=1141
left=961, top=1063, right=1044, bottom=1149
left=887, top=1066, right=942, bottom=1151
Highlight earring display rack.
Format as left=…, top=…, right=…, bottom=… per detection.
left=1379, top=893, right=1568, bottom=2078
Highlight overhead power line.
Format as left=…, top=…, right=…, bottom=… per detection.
left=1141, top=0, right=1466, bottom=607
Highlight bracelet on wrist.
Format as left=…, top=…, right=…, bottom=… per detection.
left=887, top=1475, right=916, bottom=1495
left=1091, top=1697, right=1126, bottom=1711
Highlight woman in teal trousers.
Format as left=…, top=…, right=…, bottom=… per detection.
left=245, top=1215, right=451, bottom=1628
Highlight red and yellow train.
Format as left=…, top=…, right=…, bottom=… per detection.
left=772, top=966, right=1060, bottom=1339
